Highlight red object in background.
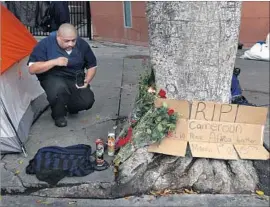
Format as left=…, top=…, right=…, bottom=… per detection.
left=1, top=5, right=37, bottom=74
left=167, top=109, right=174, bottom=116
left=167, top=131, right=173, bottom=137
left=116, top=127, right=133, bottom=148
left=158, top=89, right=167, bottom=98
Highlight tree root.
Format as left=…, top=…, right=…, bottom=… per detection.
left=114, top=149, right=259, bottom=196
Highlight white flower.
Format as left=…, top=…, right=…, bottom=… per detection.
left=148, top=87, right=156, bottom=94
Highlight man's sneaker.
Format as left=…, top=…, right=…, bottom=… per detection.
left=55, top=117, right=67, bottom=127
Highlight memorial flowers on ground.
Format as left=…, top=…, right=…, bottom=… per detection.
left=114, top=70, right=179, bottom=166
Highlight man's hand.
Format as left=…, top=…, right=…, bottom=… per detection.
left=76, top=68, right=96, bottom=89
left=54, top=57, right=68, bottom=66
left=29, top=57, right=67, bottom=75
left=75, top=79, right=88, bottom=89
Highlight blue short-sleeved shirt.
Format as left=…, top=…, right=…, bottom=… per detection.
left=28, top=32, right=97, bottom=81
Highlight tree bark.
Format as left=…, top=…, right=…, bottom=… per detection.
left=148, top=1, right=241, bottom=103
left=116, top=1, right=260, bottom=196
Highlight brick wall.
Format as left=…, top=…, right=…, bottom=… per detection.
left=91, top=1, right=269, bottom=47
left=90, top=1, right=148, bottom=46
left=240, top=1, right=269, bottom=47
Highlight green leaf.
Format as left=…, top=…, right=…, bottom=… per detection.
left=157, top=116, right=162, bottom=122
left=162, top=102, right=168, bottom=108
left=157, top=124, right=163, bottom=132
left=162, top=120, right=168, bottom=125
left=167, top=123, right=176, bottom=130
left=167, top=123, right=174, bottom=128
left=140, top=123, right=145, bottom=128
left=159, top=132, right=165, bottom=138
left=160, top=107, right=167, bottom=113
left=170, top=115, right=177, bottom=121
left=152, top=133, right=158, bottom=139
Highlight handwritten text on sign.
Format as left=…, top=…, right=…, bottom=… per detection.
left=187, top=120, right=263, bottom=145
left=189, top=142, right=238, bottom=159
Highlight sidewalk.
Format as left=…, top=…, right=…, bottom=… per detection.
left=1, top=41, right=149, bottom=193
left=1, top=194, right=269, bottom=207
left=1, top=41, right=269, bottom=200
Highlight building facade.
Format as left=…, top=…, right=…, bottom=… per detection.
left=90, top=1, right=269, bottom=47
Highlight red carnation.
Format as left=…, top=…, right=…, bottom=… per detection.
left=167, top=109, right=174, bottom=116
left=158, top=89, right=167, bottom=98
left=167, top=131, right=173, bottom=137
left=115, top=127, right=133, bottom=149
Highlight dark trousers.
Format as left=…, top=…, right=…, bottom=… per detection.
left=40, top=75, right=95, bottom=119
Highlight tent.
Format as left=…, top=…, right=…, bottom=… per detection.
left=0, top=5, right=48, bottom=154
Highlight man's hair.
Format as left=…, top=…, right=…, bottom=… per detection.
left=57, top=23, right=77, bottom=37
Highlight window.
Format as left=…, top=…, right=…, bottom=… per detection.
left=123, top=1, right=132, bottom=28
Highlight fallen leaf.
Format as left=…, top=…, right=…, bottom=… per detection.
left=114, top=168, right=118, bottom=173
left=18, top=160, right=23, bottom=164
left=184, top=189, right=191, bottom=194
left=40, top=201, right=50, bottom=204
left=150, top=191, right=158, bottom=196
left=163, top=189, right=171, bottom=195
left=14, top=170, right=20, bottom=175
left=36, top=200, right=50, bottom=204
left=68, top=201, right=77, bottom=205
left=256, top=190, right=265, bottom=196
left=96, top=115, right=100, bottom=120
left=124, top=196, right=130, bottom=200
left=165, top=189, right=171, bottom=193
left=151, top=190, right=164, bottom=196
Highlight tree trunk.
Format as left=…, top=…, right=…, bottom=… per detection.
left=147, top=1, right=240, bottom=103
left=114, top=1, right=260, bottom=196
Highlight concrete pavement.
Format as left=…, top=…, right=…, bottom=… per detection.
left=1, top=41, right=149, bottom=193
left=1, top=194, right=269, bottom=207
left=1, top=41, right=269, bottom=203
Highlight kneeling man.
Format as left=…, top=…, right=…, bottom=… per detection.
left=28, top=23, right=97, bottom=127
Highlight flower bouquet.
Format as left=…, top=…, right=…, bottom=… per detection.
left=129, top=70, right=156, bottom=126
left=115, top=70, right=155, bottom=149
left=131, top=102, right=178, bottom=147
left=114, top=90, right=179, bottom=165
left=114, top=67, right=180, bottom=166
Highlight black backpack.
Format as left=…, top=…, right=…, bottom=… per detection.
left=26, top=144, right=108, bottom=185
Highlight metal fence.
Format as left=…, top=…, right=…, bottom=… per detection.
left=27, top=1, right=91, bottom=39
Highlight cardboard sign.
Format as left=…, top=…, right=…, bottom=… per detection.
left=148, top=139, right=187, bottom=157
left=187, top=120, right=264, bottom=145
left=234, top=145, right=269, bottom=160
left=148, top=99, right=269, bottom=160
left=189, top=142, right=239, bottom=159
